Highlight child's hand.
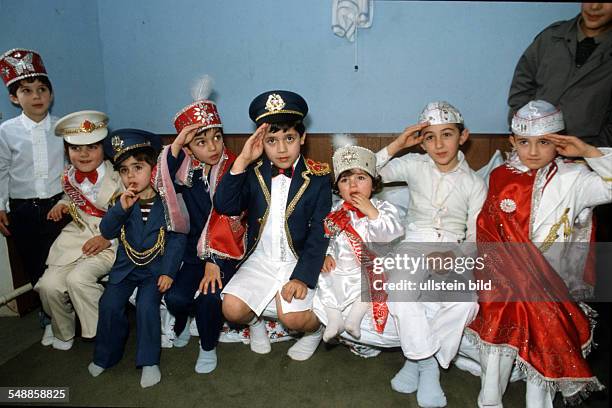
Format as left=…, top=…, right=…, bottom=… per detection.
left=351, top=193, right=379, bottom=220
left=387, top=122, right=429, bottom=156
left=544, top=134, right=603, bottom=158
left=232, top=123, right=269, bottom=173
left=119, top=187, right=139, bottom=210
left=0, top=210, right=10, bottom=237
left=171, top=123, right=202, bottom=158
left=158, top=275, right=174, bottom=293
left=281, top=279, right=308, bottom=303
left=199, top=262, right=223, bottom=295
left=82, top=235, right=112, bottom=256
left=47, top=203, right=69, bottom=222
left=321, top=255, right=336, bottom=273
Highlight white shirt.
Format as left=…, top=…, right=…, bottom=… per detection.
left=256, top=157, right=301, bottom=263
left=376, top=149, right=487, bottom=242
left=0, top=113, right=64, bottom=211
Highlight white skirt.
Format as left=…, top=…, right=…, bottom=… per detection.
left=222, top=251, right=315, bottom=317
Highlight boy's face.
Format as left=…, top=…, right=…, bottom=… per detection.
left=118, top=156, right=153, bottom=194
left=263, top=127, right=305, bottom=169
left=337, top=169, right=373, bottom=205
left=187, top=128, right=223, bottom=165
left=68, top=143, right=104, bottom=173
left=9, top=79, right=53, bottom=122
left=420, top=124, right=468, bottom=171
left=510, top=135, right=558, bottom=170
left=581, top=3, right=612, bottom=36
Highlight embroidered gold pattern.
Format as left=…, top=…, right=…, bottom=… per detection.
left=120, top=225, right=165, bottom=266
left=538, top=208, right=571, bottom=253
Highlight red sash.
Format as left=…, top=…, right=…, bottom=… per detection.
left=62, top=168, right=107, bottom=218
left=467, top=163, right=601, bottom=396
left=324, top=206, right=389, bottom=334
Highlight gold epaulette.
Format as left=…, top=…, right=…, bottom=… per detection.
left=305, top=158, right=331, bottom=176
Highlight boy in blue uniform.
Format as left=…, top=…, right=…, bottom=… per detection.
left=215, top=90, right=332, bottom=361
left=88, top=129, right=185, bottom=388
left=157, top=78, right=243, bottom=373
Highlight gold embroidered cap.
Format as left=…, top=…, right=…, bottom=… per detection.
left=249, top=90, right=308, bottom=125
left=54, top=110, right=109, bottom=145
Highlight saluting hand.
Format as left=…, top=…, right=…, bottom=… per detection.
left=387, top=122, right=429, bottom=156
left=544, top=134, right=603, bottom=159
left=171, top=123, right=202, bottom=158
left=232, top=123, right=269, bottom=173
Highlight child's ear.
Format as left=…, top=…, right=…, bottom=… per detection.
left=459, top=129, right=470, bottom=145
left=300, top=131, right=307, bottom=145
left=509, top=134, right=517, bottom=149
left=9, top=94, right=19, bottom=106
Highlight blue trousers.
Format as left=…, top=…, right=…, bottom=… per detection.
left=94, top=268, right=161, bottom=368
left=165, top=261, right=235, bottom=351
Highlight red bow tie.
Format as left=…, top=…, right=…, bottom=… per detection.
left=272, top=165, right=293, bottom=178
left=75, top=169, right=98, bottom=184
left=342, top=202, right=366, bottom=219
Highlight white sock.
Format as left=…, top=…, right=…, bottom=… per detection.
left=173, top=317, right=191, bottom=348
left=140, top=365, right=161, bottom=388
left=195, top=346, right=217, bottom=374
left=417, top=357, right=447, bottom=407
left=287, top=325, right=323, bottom=361
left=344, top=301, right=369, bottom=339
left=323, top=307, right=344, bottom=342
left=249, top=318, right=271, bottom=354
left=88, top=362, right=105, bottom=377
left=41, top=324, right=54, bottom=346
left=391, top=359, right=419, bottom=394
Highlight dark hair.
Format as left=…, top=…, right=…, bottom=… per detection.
left=332, top=169, right=383, bottom=196
left=269, top=120, right=305, bottom=136
left=114, top=146, right=158, bottom=171
left=8, top=76, right=53, bottom=97
left=63, top=140, right=104, bottom=159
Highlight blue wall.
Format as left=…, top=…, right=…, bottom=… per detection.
left=0, top=0, right=106, bottom=122
left=2, top=1, right=579, bottom=134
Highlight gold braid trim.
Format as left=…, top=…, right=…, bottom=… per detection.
left=120, top=225, right=165, bottom=266
left=602, top=177, right=612, bottom=182
left=68, top=201, right=85, bottom=230
left=538, top=208, right=571, bottom=253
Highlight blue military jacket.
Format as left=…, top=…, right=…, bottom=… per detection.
left=213, top=156, right=332, bottom=288
left=100, top=197, right=186, bottom=284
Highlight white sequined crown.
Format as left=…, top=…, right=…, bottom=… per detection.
left=511, top=100, right=564, bottom=137
left=418, top=101, right=464, bottom=125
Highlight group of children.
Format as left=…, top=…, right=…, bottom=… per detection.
left=0, top=48, right=610, bottom=407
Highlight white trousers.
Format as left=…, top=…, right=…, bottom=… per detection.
left=478, top=351, right=554, bottom=408
left=36, top=253, right=113, bottom=340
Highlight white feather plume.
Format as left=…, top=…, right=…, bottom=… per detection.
left=191, top=74, right=214, bottom=102
left=331, top=133, right=355, bottom=150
